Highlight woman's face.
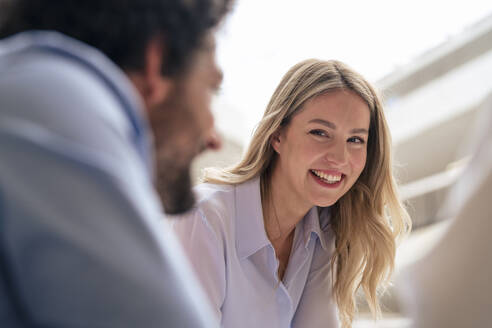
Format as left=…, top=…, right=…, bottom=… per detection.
left=272, top=89, right=370, bottom=209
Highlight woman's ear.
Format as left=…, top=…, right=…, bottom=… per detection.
left=270, top=129, right=282, bottom=154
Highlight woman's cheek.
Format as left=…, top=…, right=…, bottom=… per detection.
left=352, top=149, right=367, bottom=173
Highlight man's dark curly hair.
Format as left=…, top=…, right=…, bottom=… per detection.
left=0, top=0, right=232, bottom=76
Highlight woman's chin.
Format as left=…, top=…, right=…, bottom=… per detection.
left=312, top=197, right=339, bottom=208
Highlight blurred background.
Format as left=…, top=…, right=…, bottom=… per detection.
left=192, top=1, right=492, bottom=326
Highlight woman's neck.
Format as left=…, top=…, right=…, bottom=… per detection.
left=261, top=166, right=313, bottom=281
left=261, top=166, right=312, bottom=243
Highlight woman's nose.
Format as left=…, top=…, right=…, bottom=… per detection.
left=324, top=141, right=347, bottom=165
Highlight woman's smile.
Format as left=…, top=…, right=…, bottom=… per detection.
left=310, top=169, right=345, bottom=188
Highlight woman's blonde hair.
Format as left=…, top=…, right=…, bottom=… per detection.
left=203, top=59, right=411, bottom=327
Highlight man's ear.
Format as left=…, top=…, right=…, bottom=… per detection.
left=143, top=38, right=174, bottom=107
left=127, top=37, right=174, bottom=110
left=270, top=129, right=282, bottom=154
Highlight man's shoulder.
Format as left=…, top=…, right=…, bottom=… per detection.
left=0, top=31, right=151, bottom=173
left=0, top=31, right=140, bottom=113
left=2, top=33, right=122, bottom=100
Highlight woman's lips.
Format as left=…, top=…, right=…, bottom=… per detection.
left=310, top=169, right=345, bottom=188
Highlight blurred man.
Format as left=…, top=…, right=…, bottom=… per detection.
left=0, top=0, right=231, bottom=327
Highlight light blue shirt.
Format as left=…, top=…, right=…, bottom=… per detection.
left=0, top=31, right=217, bottom=327
left=172, top=177, right=340, bottom=328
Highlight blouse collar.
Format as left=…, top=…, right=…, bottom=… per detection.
left=234, top=177, right=333, bottom=260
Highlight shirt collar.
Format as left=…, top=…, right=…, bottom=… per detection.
left=235, top=176, right=334, bottom=258
left=235, top=177, right=271, bottom=260
left=302, top=206, right=333, bottom=251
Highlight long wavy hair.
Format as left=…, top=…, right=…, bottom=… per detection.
left=203, top=59, right=411, bottom=327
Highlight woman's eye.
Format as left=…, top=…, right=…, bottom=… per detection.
left=309, top=129, right=328, bottom=137
left=348, top=136, right=365, bottom=144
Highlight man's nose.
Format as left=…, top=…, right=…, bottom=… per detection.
left=204, top=128, right=222, bottom=151
left=215, top=66, right=224, bottom=89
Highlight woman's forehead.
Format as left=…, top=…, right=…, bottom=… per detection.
left=292, top=90, right=370, bottom=127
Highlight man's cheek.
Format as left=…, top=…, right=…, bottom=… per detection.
left=150, top=109, right=192, bottom=144
left=166, top=122, right=206, bottom=166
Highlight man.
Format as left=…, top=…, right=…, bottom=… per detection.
left=0, top=0, right=231, bottom=327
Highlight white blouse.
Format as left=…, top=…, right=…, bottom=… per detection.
left=172, top=177, right=340, bottom=328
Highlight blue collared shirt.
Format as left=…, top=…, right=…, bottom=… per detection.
left=172, top=177, right=340, bottom=328
left=0, top=31, right=217, bottom=327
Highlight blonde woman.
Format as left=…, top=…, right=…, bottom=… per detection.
left=172, top=59, right=411, bottom=328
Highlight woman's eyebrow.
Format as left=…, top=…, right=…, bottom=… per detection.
left=308, top=118, right=336, bottom=129
left=351, top=128, right=369, bottom=134
left=308, top=118, right=368, bottom=134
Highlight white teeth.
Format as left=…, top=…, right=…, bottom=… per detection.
left=312, top=170, right=342, bottom=183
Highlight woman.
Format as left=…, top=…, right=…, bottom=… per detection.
left=172, top=59, right=411, bottom=328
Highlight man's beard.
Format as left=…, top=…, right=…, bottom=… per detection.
left=149, top=81, right=203, bottom=215
left=155, top=155, right=195, bottom=215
